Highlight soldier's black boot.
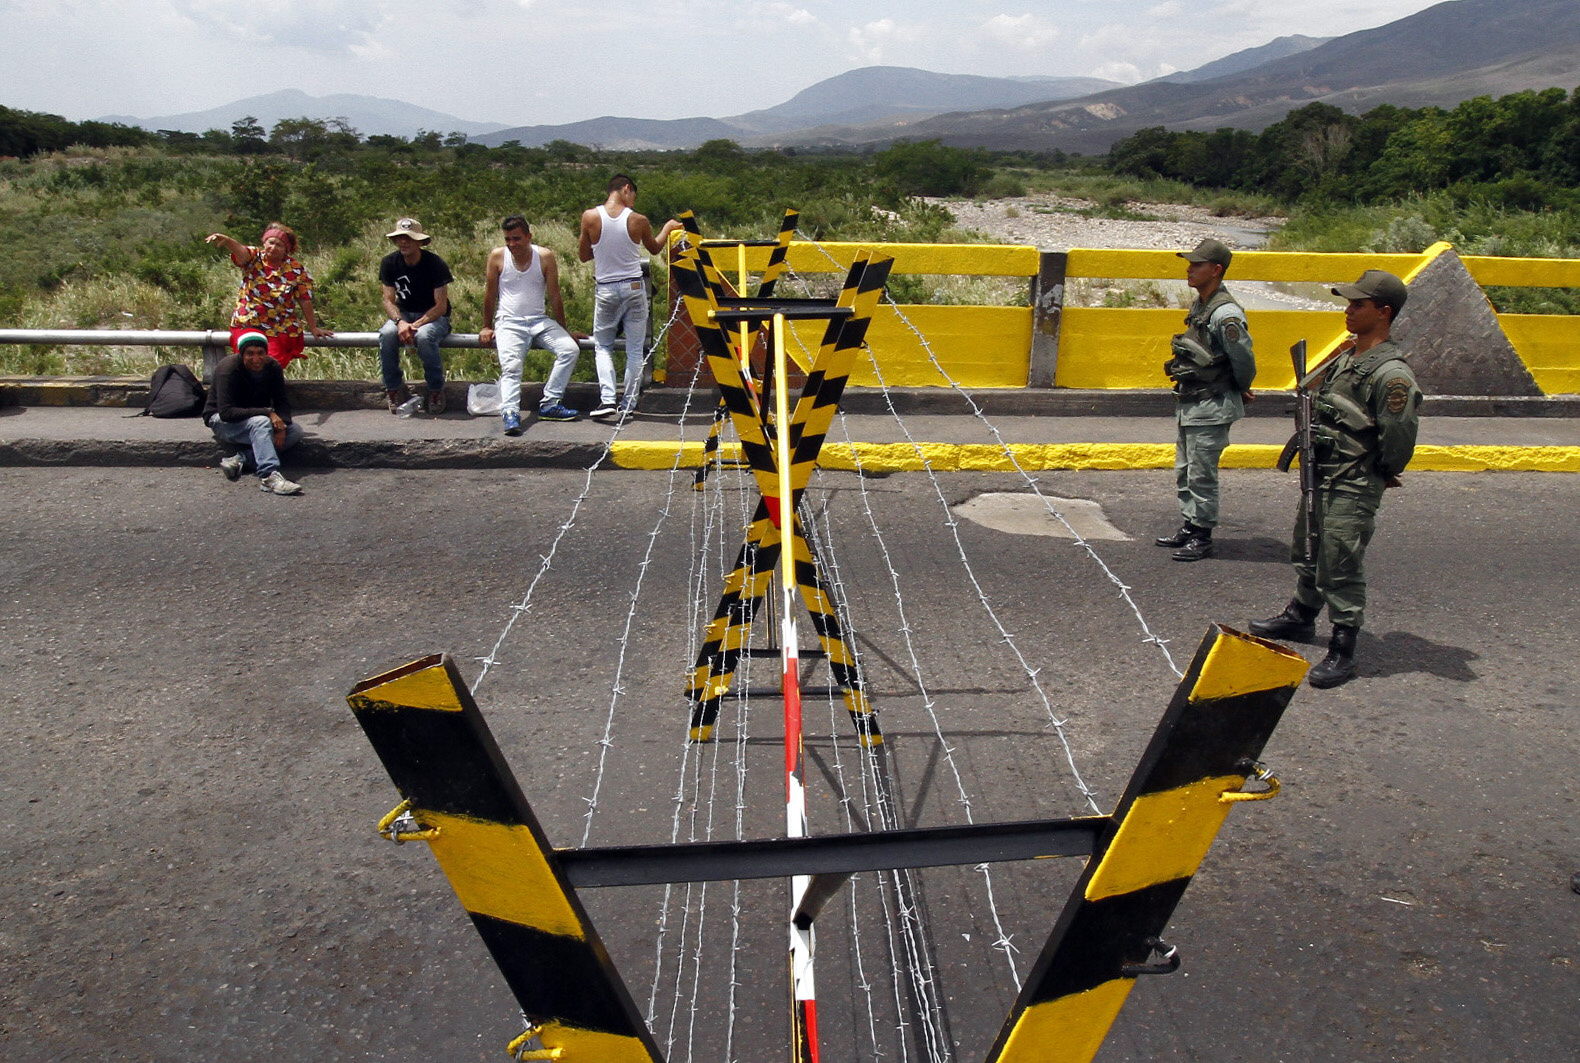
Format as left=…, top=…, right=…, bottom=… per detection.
left=1155, top=523, right=1197, bottom=548
left=1171, top=528, right=1214, bottom=561
left=1249, top=599, right=1319, bottom=641
left=1308, top=625, right=1358, bottom=688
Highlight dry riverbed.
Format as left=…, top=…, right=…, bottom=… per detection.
left=931, top=195, right=1336, bottom=311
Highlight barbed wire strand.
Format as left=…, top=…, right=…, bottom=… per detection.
left=469, top=300, right=688, bottom=696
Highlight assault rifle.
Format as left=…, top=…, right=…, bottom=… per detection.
left=1276, top=340, right=1319, bottom=563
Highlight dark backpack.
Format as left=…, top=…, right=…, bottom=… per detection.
left=143, top=364, right=206, bottom=418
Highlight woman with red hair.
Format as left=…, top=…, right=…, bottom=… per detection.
left=206, top=222, right=333, bottom=367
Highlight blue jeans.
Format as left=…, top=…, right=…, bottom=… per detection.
left=379, top=313, right=450, bottom=393
left=592, top=280, right=649, bottom=406
left=495, top=316, right=580, bottom=413
left=209, top=414, right=304, bottom=479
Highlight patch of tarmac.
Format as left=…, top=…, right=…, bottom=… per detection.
left=2, top=466, right=1576, bottom=1061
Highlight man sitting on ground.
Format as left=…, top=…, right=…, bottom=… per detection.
left=205, top=331, right=305, bottom=495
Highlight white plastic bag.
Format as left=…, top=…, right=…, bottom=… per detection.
left=467, top=382, right=502, bottom=416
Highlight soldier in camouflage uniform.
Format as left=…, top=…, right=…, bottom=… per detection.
left=1251, top=270, right=1423, bottom=688
left=1156, top=238, right=1257, bottom=561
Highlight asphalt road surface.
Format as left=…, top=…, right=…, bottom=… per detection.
left=2, top=464, right=1576, bottom=1062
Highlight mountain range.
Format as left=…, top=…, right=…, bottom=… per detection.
left=860, top=0, right=1580, bottom=154
left=100, top=89, right=512, bottom=139
left=98, top=0, right=1580, bottom=155
left=469, top=68, right=1121, bottom=149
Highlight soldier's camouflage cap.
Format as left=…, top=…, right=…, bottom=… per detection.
left=1177, top=238, right=1232, bottom=267
left=1332, top=269, right=1408, bottom=313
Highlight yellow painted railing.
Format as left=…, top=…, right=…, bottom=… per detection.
left=1462, top=255, right=1580, bottom=395
left=705, top=240, right=1040, bottom=278
left=1059, top=242, right=1578, bottom=393
left=670, top=240, right=1580, bottom=393
left=675, top=240, right=1040, bottom=389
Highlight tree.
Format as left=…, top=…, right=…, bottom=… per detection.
left=1108, top=126, right=1176, bottom=180
left=231, top=116, right=267, bottom=155
left=873, top=139, right=988, bottom=196
left=694, top=138, right=745, bottom=169
left=269, top=116, right=361, bottom=160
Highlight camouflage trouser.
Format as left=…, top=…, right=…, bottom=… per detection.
left=1291, top=483, right=1383, bottom=629
left=1175, top=422, right=1232, bottom=528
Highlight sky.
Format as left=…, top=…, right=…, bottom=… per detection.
left=2, top=0, right=1451, bottom=128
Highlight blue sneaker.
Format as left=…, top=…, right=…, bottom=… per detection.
left=537, top=402, right=580, bottom=422
left=501, top=409, right=522, bottom=436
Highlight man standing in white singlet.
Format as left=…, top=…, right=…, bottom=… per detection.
left=480, top=215, right=584, bottom=436
left=577, top=174, right=682, bottom=419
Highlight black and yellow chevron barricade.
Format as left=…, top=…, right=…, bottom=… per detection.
left=346, top=655, right=662, bottom=1063
left=347, top=627, right=1306, bottom=1060
left=686, top=209, right=799, bottom=490
left=673, top=242, right=892, bottom=745
left=983, top=625, right=1310, bottom=1063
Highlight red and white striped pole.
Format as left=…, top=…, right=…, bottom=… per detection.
left=772, top=312, right=818, bottom=1063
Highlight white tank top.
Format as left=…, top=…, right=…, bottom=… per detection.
left=495, top=244, right=548, bottom=322
left=592, top=205, right=644, bottom=283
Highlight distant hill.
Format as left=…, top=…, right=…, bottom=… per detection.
left=471, top=66, right=1119, bottom=149
left=471, top=115, right=745, bottom=151
left=1156, top=34, right=1330, bottom=84
left=776, top=0, right=1580, bottom=154
left=100, top=89, right=509, bottom=139
left=726, top=66, right=1118, bottom=134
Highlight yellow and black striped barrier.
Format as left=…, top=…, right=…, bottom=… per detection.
left=687, top=209, right=797, bottom=491
left=347, top=655, right=662, bottom=1063
left=984, top=624, right=1308, bottom=1062
left=672, top=235, right=892, bottom=745
left=347, top=626, right=1307, bottom=1060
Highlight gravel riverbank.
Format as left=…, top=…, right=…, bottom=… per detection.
left=931, top=195, right=1336, bottom=311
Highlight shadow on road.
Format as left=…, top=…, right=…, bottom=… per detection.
left=1213, top=534, right=1290, bottom=563
left=1362, top=629, right=1479, bottom=681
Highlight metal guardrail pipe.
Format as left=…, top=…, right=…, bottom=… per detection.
left=0, top=329, right=621, bottom=351
left=0, top=328, right=639, bottom=394
left=0, top=329, right=233, bottom=347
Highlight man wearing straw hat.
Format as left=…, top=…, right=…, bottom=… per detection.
left=378, top=217, right=454, bottom=414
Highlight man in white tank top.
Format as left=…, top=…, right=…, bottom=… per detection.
left=577, top=174, right=681, bottom=419
left=480, top=215, right=584, bottom=435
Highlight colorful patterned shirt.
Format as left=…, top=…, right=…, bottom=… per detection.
left=231, top=248, right=314, bottom=336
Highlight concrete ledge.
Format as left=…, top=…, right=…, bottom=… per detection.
left=0, top=437, right=614, bottom=470
left=5, top=434, right=1576, bottom=473
left=4, top=376, right=1578, bottom=417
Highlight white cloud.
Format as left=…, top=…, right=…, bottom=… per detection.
left=982, top=13, right=1060, bottom=51
left=846, top=18, right=922, bottom=64
left=172, top=0, right=384, bottom=53
left=1146, top=1, right=1185, bottom=16
left=1092, top=60, right=1144, bottom=84
left=753, top=1, right=817, bottom=26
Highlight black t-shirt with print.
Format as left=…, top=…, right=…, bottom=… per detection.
left=379, top=249, right=454, bottom=315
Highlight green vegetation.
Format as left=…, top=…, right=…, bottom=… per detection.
left=3, top=88, right=1579, bottom=378
left=0, top=124, right=987, bottom=378
left=1105, top=89, right=1580, bottom=311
